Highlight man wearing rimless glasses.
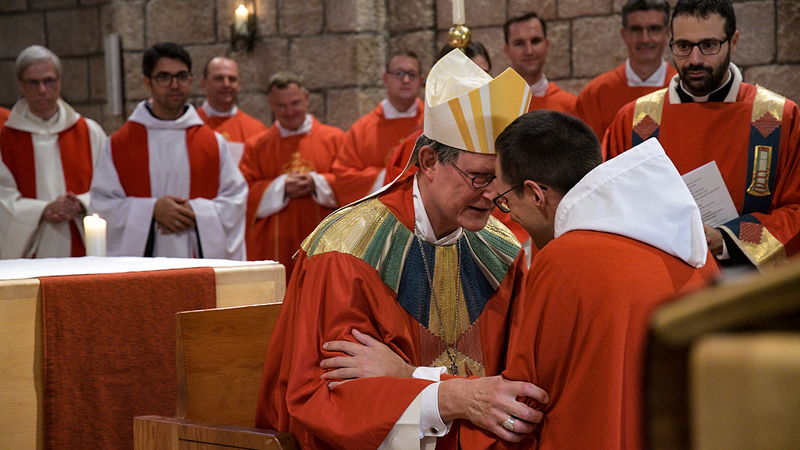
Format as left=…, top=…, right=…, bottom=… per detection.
left=91, top=42, right=247, bottom=260
left=605, top=0, right=800, bottom=272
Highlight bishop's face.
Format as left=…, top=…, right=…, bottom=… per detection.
left=424, top=150, right=499, bottom=238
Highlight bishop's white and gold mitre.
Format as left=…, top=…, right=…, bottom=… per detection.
left=423, top=49, right=531, bottom=154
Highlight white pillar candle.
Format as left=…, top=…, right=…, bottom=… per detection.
left=234, top=4, right=248, bottom=33
left=83, top=213, right=107, bottom=257
left=452, top=0, right=465, bottom=25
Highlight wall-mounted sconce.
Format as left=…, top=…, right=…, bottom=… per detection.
left=231, top=2, right=256, bottom=52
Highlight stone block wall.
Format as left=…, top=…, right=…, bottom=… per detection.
left=0, top=0, right=797, bottom=135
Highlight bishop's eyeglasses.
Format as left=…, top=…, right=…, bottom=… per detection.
left=450, top=162, right=496, bottom=189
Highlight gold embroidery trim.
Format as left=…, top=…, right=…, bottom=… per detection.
left=301, top=198, right=390, bottom=258
left=720, top=225, right=788, bottom=272
left=752, top=85, right=785, bottom=123
left=633, top=88, right=667, bottom=128
left=747, top=145, right=772, bottom=196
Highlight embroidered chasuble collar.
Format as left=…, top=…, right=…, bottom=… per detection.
left=299, top=180, right=521, bottom=376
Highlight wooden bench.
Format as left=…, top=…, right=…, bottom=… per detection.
left=134, top=303, right=297, bottom=450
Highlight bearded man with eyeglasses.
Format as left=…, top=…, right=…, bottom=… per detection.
left=604, top=0, right=800, bottom=272
left=0, top=45, right=107, bottom=259
left=331, top=51, right=426, bottom=205
left=90, top=42, right=247, bottom=259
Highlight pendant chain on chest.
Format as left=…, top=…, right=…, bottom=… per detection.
left=416, top=231, right=461, bottom=376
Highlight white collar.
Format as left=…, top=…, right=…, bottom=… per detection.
left=669, top=63, right=742, bottom=104
left=128, top=100, right=205, bottom=129
left=381, top=98, right=419, bottom=119
left=413, top=175, right=462, bottom=245
left=625, top=59, right=668, bottom=87
left=554, top=138, right=707, bottom=268
left=5, top=98, right=81, bottom=135
left=275, top=114, right=313, bottom=137
left=529, top=75, right=549, bottom=97
left=679, top=70, right=731, bottom=103
left=201, top=100, right=238, bottom=117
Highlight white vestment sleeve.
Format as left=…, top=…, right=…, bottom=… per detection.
left=0, top=161, right=46, bottom=258
left=377, top=365, right=451, bottom=450
left=190, top=135, right=247, bottom=260
left=256, top=174, right=290, bottom=218
left=377, top=393, right=437, bottom=450
left=308, top=171, right=337, bottom=209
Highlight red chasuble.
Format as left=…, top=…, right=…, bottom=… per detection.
left=461, top=231, right=718, bottom=450
left=197, top=107, right=267, bottom=144
left=332, top=99, right=424, bottom=205
left=239, top=118, right=342, bottom=276
left=255, top=177, right=527, bottom=449
left=109, top=121, right=219, bottom=199
left=604, top=83, right=800, bottom=267
left=576, top=63, right=677, bottom=139
left=0, top=117, right=94, bottom=256
left=528, top=82, right=577, bottom=115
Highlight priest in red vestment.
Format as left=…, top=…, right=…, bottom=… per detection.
left=0, top=45, right=106, bottom=259
left=255, top=50, right=548, bottom=450
left=575, top=0, right=677, bottom=139
left=239, top=72, right=342, bottom=277
left=604, top=0, right=800, bottom=271
left=461, top=110, right=717, bottom=450
left=503, top=12, right=576, bottom=115
left=197, top=56, right=267, bottom=165
left=91, top=43, right=246, bottom=260
left=331, top=51, right=425, bottom=205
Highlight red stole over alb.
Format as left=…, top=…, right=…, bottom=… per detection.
left=109, top=122, right=219, bottom=199
left=0, top=117, right=93, bottom=256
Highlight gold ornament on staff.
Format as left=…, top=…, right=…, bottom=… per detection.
left=448, top=0, right=471, bottom=49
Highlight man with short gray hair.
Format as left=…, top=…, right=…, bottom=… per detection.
left=239, top=72, right=342, bottom=275
left=0, top=45, right=107, bottom=258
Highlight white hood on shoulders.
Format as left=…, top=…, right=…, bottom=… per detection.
left=554, top=138, right=708, bottom=267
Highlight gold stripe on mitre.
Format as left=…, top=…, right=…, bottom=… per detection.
left=425, top=49, right=531, bottom=154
